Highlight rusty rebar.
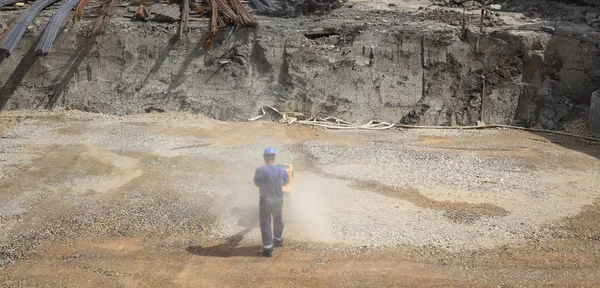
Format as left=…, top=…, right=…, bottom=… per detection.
left=230, top=0, right=257, bottom=26
left=73, top=0, right=93, bottom=21
left=204, top=0, right=257, bottom=51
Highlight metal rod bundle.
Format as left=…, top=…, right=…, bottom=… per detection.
left=215, top=0, right=241, bottom=26
left=230, top=0, right=257, bottom=26
left=0, top=0, right=60, bottom=56
left=35, top=0, right=80, bottom=55
left=204, top=0, right=258, bottom=51
left=0, top=14, right=17, bottom=43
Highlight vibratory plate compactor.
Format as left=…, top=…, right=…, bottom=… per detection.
left=277, top=164, right=294, bottom=196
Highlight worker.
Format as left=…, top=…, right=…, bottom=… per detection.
left=253, top=147, right=289, bottom=257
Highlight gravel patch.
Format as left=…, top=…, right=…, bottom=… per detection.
left=1, top=112, right=599, bottom=268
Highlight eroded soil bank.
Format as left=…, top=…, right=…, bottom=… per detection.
left=0, top=1, right=599, bottom=132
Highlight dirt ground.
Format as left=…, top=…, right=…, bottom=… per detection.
left=0, top=110, right=599, bottom=287
left=0, top=0, right=599, bottom=286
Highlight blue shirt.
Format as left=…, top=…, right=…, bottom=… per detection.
left=254, top=165, right=289, bottom=198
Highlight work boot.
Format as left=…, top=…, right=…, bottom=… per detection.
left=274, top=239, right=284, bottom=248
left=263, top=249, right=273, bottom=257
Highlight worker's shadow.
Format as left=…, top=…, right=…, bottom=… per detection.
left=186, top=227, right=263, bottom=258
left=186, top=206, right=262, bottom=257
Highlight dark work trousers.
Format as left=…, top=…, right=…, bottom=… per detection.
left=259, top=196, right=284, bottom=251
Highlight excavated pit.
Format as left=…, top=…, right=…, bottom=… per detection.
left=1, top=2, right=600, bottom=285
left=0, top=4, right=599, bottom=132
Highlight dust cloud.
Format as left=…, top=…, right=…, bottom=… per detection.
left=222, top=165, right=335, bottom=244
left=285, top=172, right=335, bottom=243
left=221, top=166, right=260, bottom=229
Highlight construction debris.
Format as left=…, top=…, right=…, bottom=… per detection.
left=0, top=0, right=60, bottom=56
left=247, top=105, right=600, bottom=139
left=36, top=0, right=80, bottom=55
left=248, top=105, right=395, bottom=130
left=0, top=0, right=258, bottom=55
left=298, top=118, right=396, bottom=130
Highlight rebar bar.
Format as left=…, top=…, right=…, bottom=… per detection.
left=204, top=0, right=258, bottom=51
left=73, top=0, right=93, bottom=21
left=215, top=0, right=240, bottom=25
left=35, top=0, right=79, bottom=55
left=230, top=0, right=257, bottom=26
left=0, top=0, right=60, bottom=56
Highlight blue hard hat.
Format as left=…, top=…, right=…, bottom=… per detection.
left=263, top=147, right=276, bottom=155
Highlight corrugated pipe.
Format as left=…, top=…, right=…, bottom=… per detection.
left=0, top=0, right=60, bottom=56
left=36, top=0, right=79, bottom=55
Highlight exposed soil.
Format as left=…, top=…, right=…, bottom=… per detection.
left=1, top=0, right=600, bottom=286
left=0, top=110, right=599, bottom=287
left=0, top=0, right=599, bottom=131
